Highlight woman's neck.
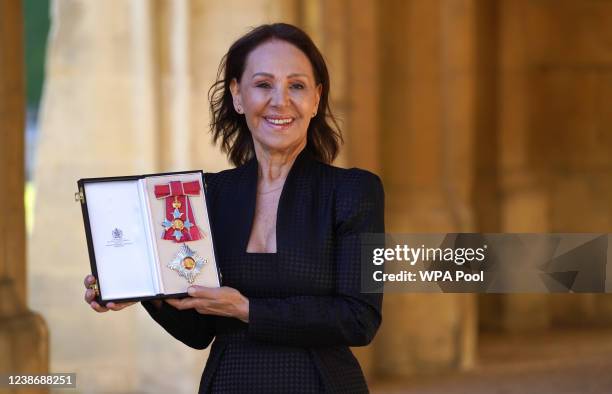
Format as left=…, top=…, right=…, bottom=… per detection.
left=254, top=140, right=306, bottom=185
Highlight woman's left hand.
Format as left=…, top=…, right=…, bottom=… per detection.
left=166, top=286, right=250, bottom=323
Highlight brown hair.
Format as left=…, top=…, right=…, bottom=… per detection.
left=208, top=23, right=342, bottom=167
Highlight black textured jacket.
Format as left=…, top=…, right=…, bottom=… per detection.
left=142, top=147, right=385, bottom=393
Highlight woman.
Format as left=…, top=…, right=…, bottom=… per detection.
left=84, top=23, right=384, bottom=393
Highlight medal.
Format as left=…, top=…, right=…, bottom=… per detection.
left=167, top=243, right=206, bottom=284
left=155, top=179, right=208, bottom=283
left=155, top=180, right=204, bottom=242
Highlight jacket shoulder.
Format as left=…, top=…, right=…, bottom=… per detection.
left=312, top=161, right=383, bottom=194
left=317, top=163, right=385, bottom=234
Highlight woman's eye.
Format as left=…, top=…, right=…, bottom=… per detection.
left=256, top=82, right=271, bottom=88
left=291, top=83, right=305, bottom=90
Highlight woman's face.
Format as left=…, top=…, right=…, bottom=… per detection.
left=230, top=39, right=321, bottom=156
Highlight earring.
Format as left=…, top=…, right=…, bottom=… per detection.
left=236, top=105, right=243, bottom=114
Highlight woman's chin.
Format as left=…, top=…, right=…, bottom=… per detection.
left=255, top=136, right=306, bottom=155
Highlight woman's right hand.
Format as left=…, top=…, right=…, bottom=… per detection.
left=83, top=274, right=138, bottom=312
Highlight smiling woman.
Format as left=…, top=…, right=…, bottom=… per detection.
left=208, top=23, right=342, bottom=167
left=83, top=23, right=384, bottom=394
left=229, top=40, right=320, bottom=156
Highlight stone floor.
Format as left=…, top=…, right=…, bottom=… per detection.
left=370, top=328, right=612, bottom=394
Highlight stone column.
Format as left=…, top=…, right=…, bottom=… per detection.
left=342, top=0, right=381, bottom=175
left=498, top=0, right=552, bottom=333
left=0, top=0, right=49, bottom=392
left=374, top=0, right=479, bottom=378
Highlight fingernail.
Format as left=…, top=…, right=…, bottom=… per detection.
left=187, top=287, right=195, bottom=295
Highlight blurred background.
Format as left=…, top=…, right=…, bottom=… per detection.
left=1, top=0, right=612, bottom=393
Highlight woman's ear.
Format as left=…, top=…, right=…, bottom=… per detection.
left=230, top=79, right=243, bottom=114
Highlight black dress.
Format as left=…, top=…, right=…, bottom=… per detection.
left=208, top=252, right=325, bottom=393
left=142, top=147, right=385, bottom=393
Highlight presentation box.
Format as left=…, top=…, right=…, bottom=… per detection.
left=76, top=171, right=221, bottom=305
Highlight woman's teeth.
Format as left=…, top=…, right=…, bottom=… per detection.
left=265, top=117, right=293, bottom=125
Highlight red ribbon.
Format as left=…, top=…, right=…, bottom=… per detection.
left=154, top=180, right=203, bottom=242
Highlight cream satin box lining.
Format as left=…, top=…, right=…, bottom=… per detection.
left=77, top=171, right=220, bottom=304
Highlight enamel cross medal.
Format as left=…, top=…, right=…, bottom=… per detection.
left=155, top=180, right=207, bottom=284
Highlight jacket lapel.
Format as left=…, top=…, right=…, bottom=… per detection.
left=275, top=148, right=314, bottom=253
left=236, top=157, right=259, bottom=254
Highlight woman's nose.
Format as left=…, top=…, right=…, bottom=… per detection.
left=270, top=86, right=290, bottom=107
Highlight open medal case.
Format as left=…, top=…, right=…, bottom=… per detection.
left=76, top=171, right=221, bottom=305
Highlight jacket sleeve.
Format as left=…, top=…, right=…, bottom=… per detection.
left=247, top=170, right=385, bottom=347
left=142, top=298, right=216, bottom=350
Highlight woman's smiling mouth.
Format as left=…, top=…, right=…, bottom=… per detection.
left=264, top=116, right=295, bottom=128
